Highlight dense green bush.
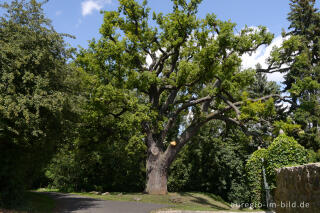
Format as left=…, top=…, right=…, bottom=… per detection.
left=246, top=148, right=268, bottom=205
left=265, top=135, right=310, bottom=188
left=46, top=90, right=147, bottom=193
left=0, top=142, right=25, bottom=206
left=246, top=134, right=311, bottom=206
left=46, top=135, right=146, bottom=193
left=308, top=149, right=320, bottom=162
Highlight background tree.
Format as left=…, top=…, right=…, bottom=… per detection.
left=46, top=66, right=147, bottom=192
left=168, top=120, right=253, bottom=203
left=0, top=0, right=75, bottom=206
left=261, top=0, right=320, bottom=150
left=77, top=0, right=282, bottom=194
left=245, top=66, right=283, bottom=148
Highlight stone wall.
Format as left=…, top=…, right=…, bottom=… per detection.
left=274, top=163, right=320, bottom=213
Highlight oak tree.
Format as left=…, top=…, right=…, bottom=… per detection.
left=76, top=0, right=281, bottom=194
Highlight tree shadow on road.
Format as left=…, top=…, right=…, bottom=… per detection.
left=41, top=192, right=170, bottom=213
left=44, top=192, right=101, bottom=213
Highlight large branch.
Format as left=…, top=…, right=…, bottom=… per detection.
left=256, top=64, right=290, bottom=74
left=159, top=79, right=221, bottom=140
left=240, top=94, right=282, bottom=104
left=160, top=95, right=213, bottom=143
left=153, top=51, right=174, bottom=74
left=163, top=93, right=283, bottom=164
left=160, top=89, right=178, bottom=114
left=171, top=78, right=221, bottom=113
left=215, top=116, right=264, bottom=144
left=160, top=86, right=279, bottom=145
left=219, top=94, right=240, bottom=119
left=159, top=95, right=210, bottom=142
left=175, top=95, right=212, bottom=115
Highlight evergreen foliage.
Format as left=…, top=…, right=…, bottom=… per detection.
left=264, top=0, right=320, bottom=150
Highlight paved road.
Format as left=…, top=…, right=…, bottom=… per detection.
left=45, top=192, right=169, bottom=213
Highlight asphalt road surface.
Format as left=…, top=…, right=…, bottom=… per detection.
left=46, top=192, right=169, bottom=213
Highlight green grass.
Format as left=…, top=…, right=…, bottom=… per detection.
left=73, top=191, right=231, bottom=211
left=0, top=191, right=55, bottom=213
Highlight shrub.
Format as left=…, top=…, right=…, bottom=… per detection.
left=246, top=148, right=268, bottom=205
left=264, top=134, right=310, bottom=190
left=46, top=134, right=147, bottom=193
left=246, top=134, right=310, bottom=206
left=307, top=149, right=320, bottom=162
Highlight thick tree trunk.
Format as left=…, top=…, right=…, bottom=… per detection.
left=145, top=147, right=169, bottom=194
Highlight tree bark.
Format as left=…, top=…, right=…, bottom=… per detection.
left=145, top=145, right=169, bottom=194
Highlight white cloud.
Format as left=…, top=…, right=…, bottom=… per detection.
left=241, top=35, right=285, bottom=83
left=146, top=54, right=152, bottom=67
left=81, top=0, right=111, bottom=16
left=145, top=50, right=162, bottom=67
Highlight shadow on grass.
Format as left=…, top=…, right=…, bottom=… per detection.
left=0, top=192, right=55, bottom=213
left=177, top=192, right=230, bottom=210
left=42, top=191, right=170, bottom=213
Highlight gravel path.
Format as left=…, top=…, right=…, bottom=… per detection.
left=45, top=192, right=169, bottom=213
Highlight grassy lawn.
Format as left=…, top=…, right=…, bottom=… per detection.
left=0, top=191, right=55, bottom=213
left=36, top=188, right=261, bottom=212
left=76, top=191, right=231, bottom=211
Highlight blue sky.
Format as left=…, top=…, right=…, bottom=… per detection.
left=41, top=0, right=292, bottom=49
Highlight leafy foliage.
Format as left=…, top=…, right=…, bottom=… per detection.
left=46, top=125, right=147, bottom=193
left=168, top=121, right=253, bottom=203
left=76, top=0, right=279, bottom=194
left=264, top=134, right=310, bottom=187
left=245, top=148, right=267, bottom=205
left=266, top=0, right=320, bottom=150
left=0, top=0, right=75, bottom=207
left=46, top=52, right=147, bottom=193
left=246, top=134, right=311, bottom=206
left=1, top=0, right=318, bottom=207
